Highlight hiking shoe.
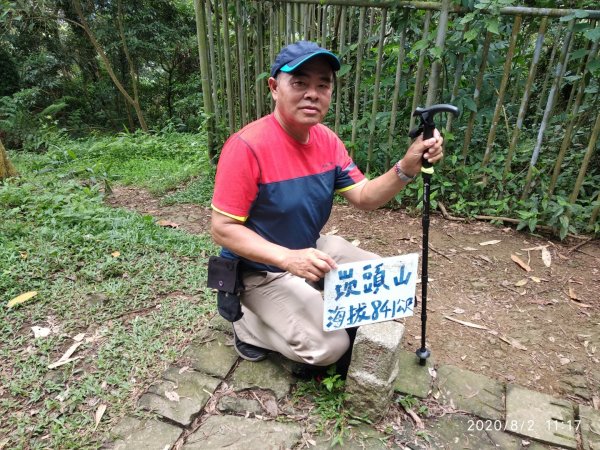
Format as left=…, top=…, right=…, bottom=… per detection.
left=233, top=329, right=268, bottom=362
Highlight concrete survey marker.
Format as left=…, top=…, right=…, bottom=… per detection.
left=505, top=385, right=576, bottom=449
left=138, top=367, right=220, bottom=426
left=182, top=415, right=302, bottom=449
left=435, top=365, right=505, bottom=421
left=345, top=321, right=404, bottom=422
left=579, top=405, right=600, bottom=450
left=108, top=416, right=181, bottom=450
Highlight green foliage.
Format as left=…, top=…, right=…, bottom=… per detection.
left=18, top=130, right=210, bottom=195
left=397, top=394, right=429, bottom=417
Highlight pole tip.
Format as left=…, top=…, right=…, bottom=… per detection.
left=416, top=348, right=431, bottom=366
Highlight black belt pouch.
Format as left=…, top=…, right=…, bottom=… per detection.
left=207, top=256, right=244, bottom=322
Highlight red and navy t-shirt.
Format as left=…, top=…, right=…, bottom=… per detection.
left=211, top=114, right=365, bottom=272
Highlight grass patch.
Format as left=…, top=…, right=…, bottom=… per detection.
left=293, top=367, right=369, bottom=447
left=1, top=132, right=217, bottom=448
left=162, top=170, right=215, bottom=207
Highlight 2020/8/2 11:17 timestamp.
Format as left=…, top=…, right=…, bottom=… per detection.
left=467, top=419, right=581, bottom=433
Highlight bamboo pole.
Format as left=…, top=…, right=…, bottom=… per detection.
left=568, top=112, right=600, bottom=206
left=548, top=38, right=599, bottom=196
left=334, top=5, right=347, bottom=134
left=366, top=8, right=387, bottom=174
left=193, top=0, right=215, bottom=160
left=503, top=17, right=547, bottom=179
left=255, top=2, right=264, bottom=119
left=350, top=7, right=367, bottom=156
left=205, top=0, right=220, bottom=124
left=481, top=15, right=522, bottom=168
left=386, top=21, right=408, bottom=170
left=461, top=31, right=492, bottom=162
left=425, top=0, right=450, bottom=107
left=214, top=1, right=226, bottom=123
left=267, top=1, right=600, bottom=19
left=276, top=4, right=282, bottom=48
left=362, top=8, right=375, bottom=109
left=522, top=20, right=574, bottom=200
left=235, top=0, right=248, bottom=126
left=286, top=3, right=292, bottom=44
left=269, top=3, right=275, bottom=112
left=409, top=11, right=432, bottom=131
left=534, top=29, right=559, bottom=128
left=303, top=4, right=309, bottom=38
left=321, top=5, right=328, bottom=47
left=445, top=24, right=468, bottom=133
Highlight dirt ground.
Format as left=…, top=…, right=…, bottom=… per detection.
left=106, top=186, right=600, bottom=406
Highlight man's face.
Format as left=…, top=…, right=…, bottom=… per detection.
left=269, top=56, right=334, bottom=131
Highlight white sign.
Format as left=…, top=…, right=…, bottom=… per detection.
left=323, top=253, right=419, bottom=331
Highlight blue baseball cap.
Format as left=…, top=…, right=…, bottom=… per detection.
left=270, top=41, right=341, bottom=77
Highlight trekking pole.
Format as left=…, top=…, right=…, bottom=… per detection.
left=410, top=104, right=459, bottom=366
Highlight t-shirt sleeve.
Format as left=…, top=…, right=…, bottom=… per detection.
left=211, top=135, right=260, bottom=222
left=333, top=138, right=366, bottom=193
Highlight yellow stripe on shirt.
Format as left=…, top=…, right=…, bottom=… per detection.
left=211, top=204, right=247, bottom=222
left=335, top=178, right=368, bottom=194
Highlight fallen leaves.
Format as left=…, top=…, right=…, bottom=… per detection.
left=156, top=219, right=179, bottom=228
left=94, top=404, right=107, bottom=430
left=48, top=341, right=84, bottom=369
left=480, top=240, right=502, bottom=246
left=31, top=326, right=51, bottom=339
left=444, top=316, right=489, bottom=330
left=511, top=254, right=531, bottom=272
left=7, top=291, right=38, bottom=309
left=541, top=247, right=552, bottom=267
left=498, top=335, right=528, bottom=351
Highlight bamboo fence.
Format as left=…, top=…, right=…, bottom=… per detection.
left=194, top=0, right=599, bottom=230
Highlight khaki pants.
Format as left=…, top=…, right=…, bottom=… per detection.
left=233, top=235, right=379, bottom=366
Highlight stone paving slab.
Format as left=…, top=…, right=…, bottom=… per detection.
left=505, top=384, right=576, bottom=449
left=183, top=331, right=238, bottom=379
left=217, top=396, right=263, bottom=416
left=209, top=314, right=231, bottom=333
left=435, top=365, right=504, bottom=421
left=182, top=415, right=302, bottom=449
left=394, top=349, right=434, bottom=398
left=138, top=367, right=220, bottom=426
left=579, top=405, right=600, bottom=450
left=427, top=414, right=553, bottom=449
left=108, top=416, right=181, bottom=450
left=229, top=355, right=296, bottom=400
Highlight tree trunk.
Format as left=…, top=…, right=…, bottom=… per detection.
left=71, top=0, right=148, bottom=131
left=0, top=139, right=18, bottom=181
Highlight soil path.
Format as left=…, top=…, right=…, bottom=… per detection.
left=106, top=186, right=600, bottom=405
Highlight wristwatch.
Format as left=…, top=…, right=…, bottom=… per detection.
left=394, top=162, right=416, bottom=183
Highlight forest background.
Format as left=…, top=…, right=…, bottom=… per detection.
left=1, top=0, right=599, bottom=237
left=0, top=0, right=599, bottom=448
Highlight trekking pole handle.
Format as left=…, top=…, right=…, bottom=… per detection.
left=412, top=104, right=460, bottom=171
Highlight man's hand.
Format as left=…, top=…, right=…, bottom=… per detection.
left=397, top=128, right=444, bottom=177
left=280, top=248, right=337, bottom=282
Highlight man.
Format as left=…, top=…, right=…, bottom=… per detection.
left=210, top=41, right=443, bottom=372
